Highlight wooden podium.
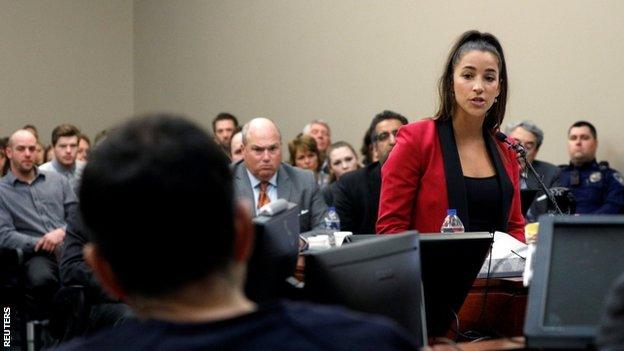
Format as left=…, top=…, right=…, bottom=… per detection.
left=449, top=277, right=528, bottom=340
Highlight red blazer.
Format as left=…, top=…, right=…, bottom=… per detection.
left=376, top=118, right=525, bottom=242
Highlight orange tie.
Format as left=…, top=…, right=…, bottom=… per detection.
left=257, top=181, right=270, bottom=209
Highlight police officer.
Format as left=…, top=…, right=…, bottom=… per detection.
left=559, top=121, right=624, bottom=214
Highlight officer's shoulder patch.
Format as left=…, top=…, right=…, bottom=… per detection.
left=613, top=172, right=624, bottom=186
left=590, top=171, right=602, bottom=183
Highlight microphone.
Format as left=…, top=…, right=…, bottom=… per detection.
left=495, top=132, right=527, bottom=157
left=495, top=131, right=563, bottom=215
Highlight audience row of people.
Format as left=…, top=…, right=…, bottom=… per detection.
left=208, top=112, right=624, bottom=230
left=0, top=125, right=92, bottom=178
left=2, top=110, right=623, bottom=242
left=0, top=123, right=113, bottom=342
left=8, top=108, right=621, bottom=228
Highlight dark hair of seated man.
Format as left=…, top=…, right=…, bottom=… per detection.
left=80, top=114, right=240, bottom=300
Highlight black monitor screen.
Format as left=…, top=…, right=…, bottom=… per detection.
left=306, top=231, right=493, bottom=344
left=245, top=203, right=300, bottom=303
left=418, top=232, right=493, bottom=336
left=303, top=232, right=426, bottom=347
left=544, top=225, right=624, bottom=327
left=525, top=215, right=624, bottom=349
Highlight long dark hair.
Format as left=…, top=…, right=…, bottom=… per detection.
left=434, top=30, right=508, bottom=132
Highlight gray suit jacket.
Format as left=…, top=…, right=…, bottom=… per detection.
left=526, top=159, right=560, bottom=220
left=232, top=161, right=328, bottom=233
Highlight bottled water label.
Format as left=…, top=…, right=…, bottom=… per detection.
left=324, top=207, right=341, bottom=246
left=441, top=226, right=464, bottom=234
left=440, top=209, right=465, bottom=233
left=324, top=219, right=340, bottom=231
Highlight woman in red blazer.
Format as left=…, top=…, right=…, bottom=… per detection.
left=376, top=31, right=525, bottom=242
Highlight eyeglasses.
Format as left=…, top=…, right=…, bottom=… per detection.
left=375, top=129, right=399, bottom=142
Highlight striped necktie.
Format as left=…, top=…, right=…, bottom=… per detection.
left=257, top=181, right=270, bottom=209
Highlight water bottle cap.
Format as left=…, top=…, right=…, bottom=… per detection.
left=447, top=209, right=457, bottom=216
left=329, top=207, right=336, bottom=212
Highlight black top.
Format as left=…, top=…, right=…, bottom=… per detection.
left=53, top=300, right=417, bottom=351
left=333, top=162, right=382, bottom=234
left=436, top=119, right=515, bottom=233
left=464, top=175, right=502, bottom=233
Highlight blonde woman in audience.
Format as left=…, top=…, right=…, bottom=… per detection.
left=327, top=141, right=360, bottom=183
left=288, top=134, right=328, bottom=187
left=322, top=141, right=360, bottom=205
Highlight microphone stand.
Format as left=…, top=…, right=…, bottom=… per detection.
left=513, top=146, right=564, bottom=216
left=496, top=132, right=563, bottom=215
left=522, top=155, right=564, bottom=215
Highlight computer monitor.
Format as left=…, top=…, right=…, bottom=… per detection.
left=303, top=232, right=427, bottom=347
left=418, top=232, right=493, bottom=336
left=344, top=232, right=493, bottom=337
left=245, top=203, right=300, bottom=303
left=525, top=215, right=624, bottom=349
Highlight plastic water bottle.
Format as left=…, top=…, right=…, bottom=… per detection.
left=323, top=207, right=341, bottom=245
left=440, top=209, right=465, bottom=233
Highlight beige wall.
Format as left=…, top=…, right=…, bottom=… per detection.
left=0, top=0, right=134, bottom=145
left=134, top=0, right=624, bottom=172
left=3, top=1, right=623, bottom=172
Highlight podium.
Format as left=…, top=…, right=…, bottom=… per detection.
left=452, top=277, right=528, bottom=339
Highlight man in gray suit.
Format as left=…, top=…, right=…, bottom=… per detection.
left=506, top=120, right=560, bottom=222
left=232, top=118, right=327, bottom=232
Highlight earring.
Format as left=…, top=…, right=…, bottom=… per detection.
left=494, top=98, right=498, bottom=103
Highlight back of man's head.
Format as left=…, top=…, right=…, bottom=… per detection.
left=80, top=114, right=235, bottom=298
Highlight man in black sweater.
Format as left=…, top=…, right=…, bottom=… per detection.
left=333, top=111, right=408, bottom=234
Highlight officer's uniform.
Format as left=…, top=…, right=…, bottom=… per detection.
left=559, top=160, right=624, bottom=214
